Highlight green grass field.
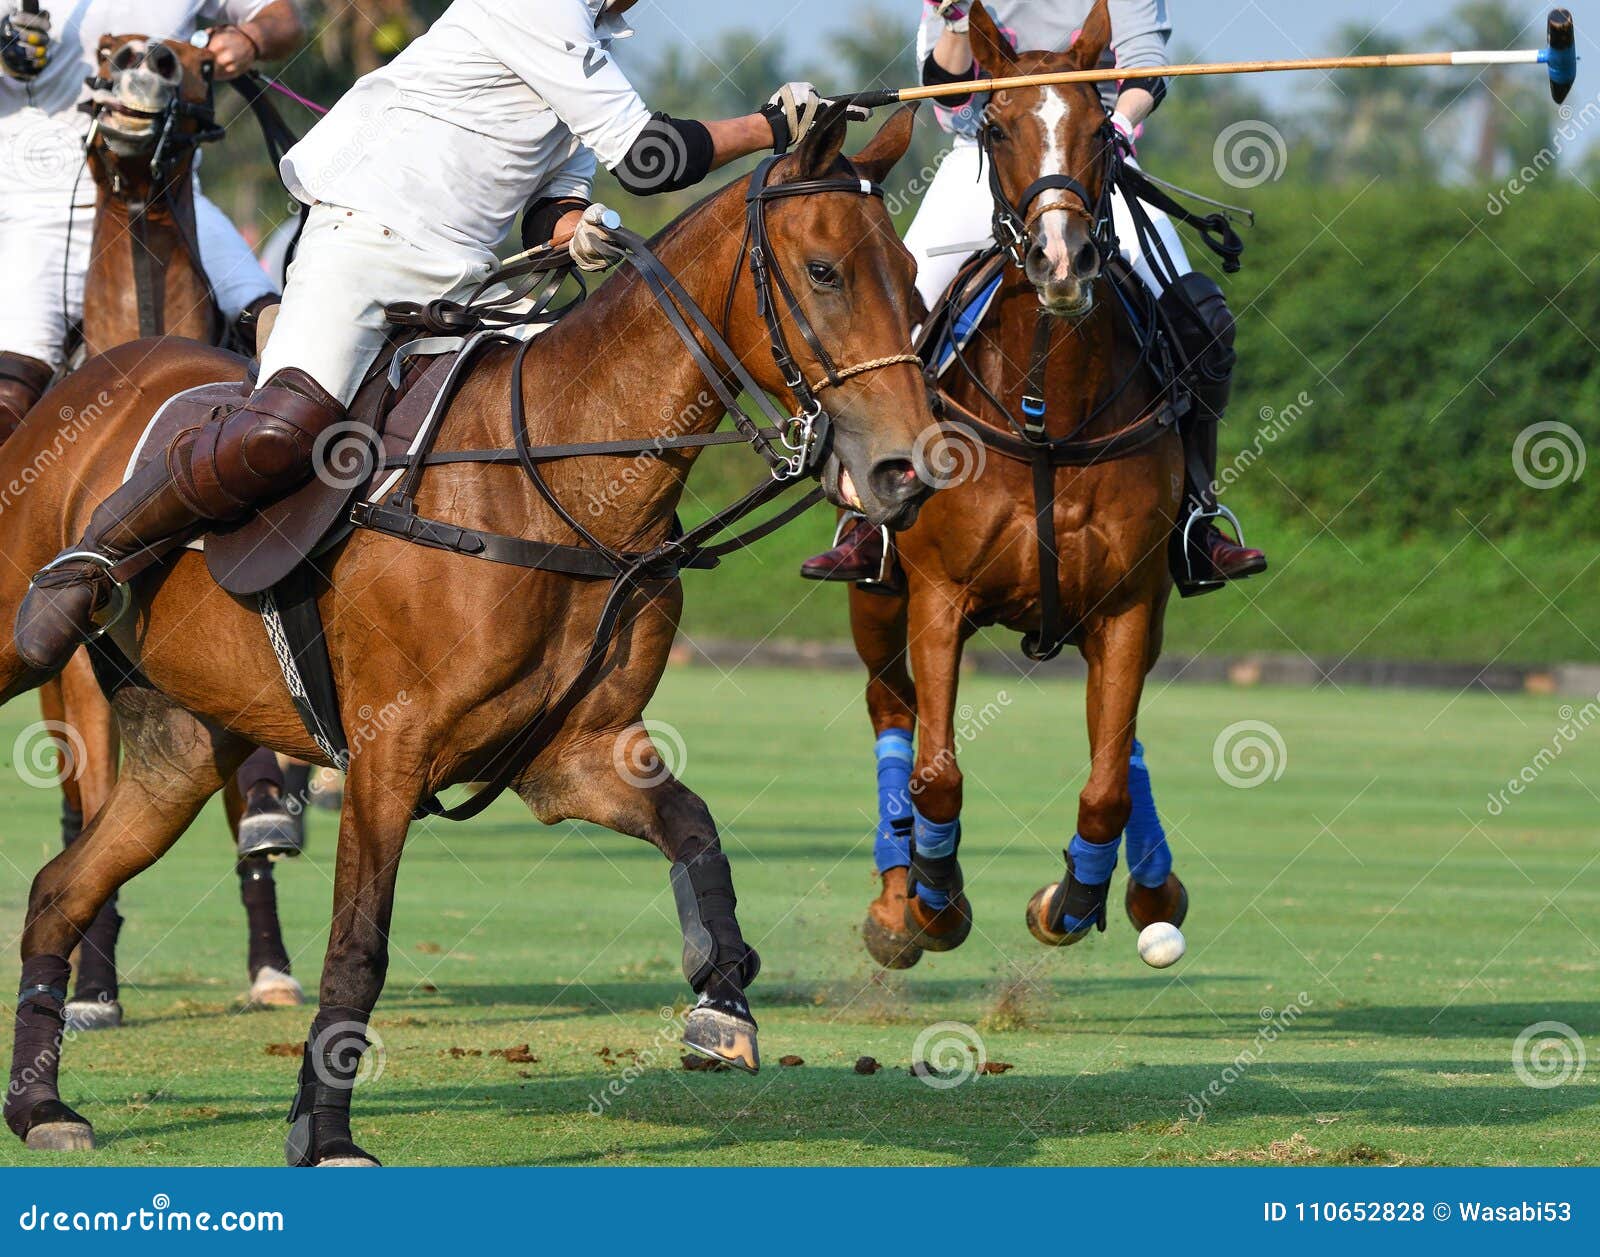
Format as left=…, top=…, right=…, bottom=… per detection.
left=0, top=667, right=1594, bottom=1167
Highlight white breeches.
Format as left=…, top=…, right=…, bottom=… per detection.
left=0, top=117, right=275, bottom=368
left=904, top=138, right=1193, bottom=311
left=257, top=202, right=495, bottom=405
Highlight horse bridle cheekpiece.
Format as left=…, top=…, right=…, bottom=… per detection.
left=735, top=154, right=922, bottom=478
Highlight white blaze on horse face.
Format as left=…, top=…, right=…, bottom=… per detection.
left=1031, top=90, right=1076, bottom=280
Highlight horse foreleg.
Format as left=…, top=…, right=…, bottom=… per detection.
left=285, top=754, right=419, bottom=1168
left=4, top=688, right=241, bottom=1151
left=848, top=584, right=926, bottom=969
left=897, top=595, right=973, bottom=953
left=525, top=729, right=762, bottom=1073
left=1027, top=601, right=1154, bottom=947
left=55, top=650, right=125, bottom=1028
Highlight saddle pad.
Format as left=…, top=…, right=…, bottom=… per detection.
left=927, top=259, right=1005, bottom=379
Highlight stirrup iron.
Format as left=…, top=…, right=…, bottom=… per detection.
left=31, top=551, right=133, bottom=639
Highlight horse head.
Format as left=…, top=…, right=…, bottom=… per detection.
left=88, top=35, right=221, bottom=186
left=970, top=0, right=1114, bottom=319
left=726, top=106, right=937, bottom=530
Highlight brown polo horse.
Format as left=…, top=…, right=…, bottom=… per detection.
left=36, top=34, right=301, bottom=1030
left=2, top=108, right=933, bottom=1163
left=853, top=1, right=1191, bottom=968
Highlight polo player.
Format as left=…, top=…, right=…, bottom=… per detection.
left=0, top=2, right=300, bottom=438
left=800, top=0, right=1268, bottom=592
left=16, top=0, right=844, bottom=671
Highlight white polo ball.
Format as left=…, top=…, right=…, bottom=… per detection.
left=1137, top=921, right=1186, bottom=969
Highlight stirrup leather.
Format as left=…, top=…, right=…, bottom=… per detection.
left=30, top=551, right=133, bottom=640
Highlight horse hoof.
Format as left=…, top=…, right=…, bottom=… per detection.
left=682, top=999, right=760, bottom=1073
left=19, top=1101, right=95, bottom=1152
left=1024, top=883, right=1095, bottom=947
left=248, top=966, right=304, bottom=1007
left=862, top=867, right=923, bottom=969
left=316, top=1155, right=381, bottom=1167
left=237, top=809, right=304, bottom=859
left=25, top=1121, right=95, bottom=1152
left=63, top=998, right=123, bottom=1031
left=903, top=892, right=973, bottom=953
left=1125, top=874, right=1189, bottom=931
left=862, top=912, right=923, bottom=969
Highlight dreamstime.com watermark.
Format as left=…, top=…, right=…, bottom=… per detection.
left=909, top=690, right=1013, bottom=797
left=1214, top=392, right=1315, bottom=499
left=1485, top=693, right=1600, bottom=816
left=1212, top=720, right=1288, bottom=789
left=1486, top=90, right=1600, bottom=215
left=0, top=391, right=116, bottom=516
left=16, top=1195, right=283, bottom=1233
left=912, top=1020, right=988, bottom=1090
left=584, top=389, right=718, bottom=517
left=1511, top=420, right=1585, bottom=490
left=1184, top=994, right=1314, bottom=1121
left=587, top=1006, right=688, bottom=1115
left=1512, top=1021, right=1586, bottom=1089
left=1213, top=119, right=1288, bottom=190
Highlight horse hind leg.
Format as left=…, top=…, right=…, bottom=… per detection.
left=1121, top=738, right=1189, bottom=930
left=4, top=687, right=245, bottom=1152
left=525, top=729, right=763, bottom=1073
left=220, top=764, right=303, bottom=1009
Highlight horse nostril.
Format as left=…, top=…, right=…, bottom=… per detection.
left=147, top=45, right=178, bottom=80
left=1074, top=241, right=1099, bottom=279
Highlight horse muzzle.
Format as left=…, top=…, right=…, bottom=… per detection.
left=823, top=451, right=930, bottom=531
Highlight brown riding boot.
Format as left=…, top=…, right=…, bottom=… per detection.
left=799, top=513, right=885, bottom=582
left=15, top=369, right=345, bottom=674
left=0, top=352, right=53, bottom=443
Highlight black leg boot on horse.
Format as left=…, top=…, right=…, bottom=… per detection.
left=1161, top=275, right=1266, bottom=596
left=15, top=369, right=346, bottom=674
left=58, top=799, right=126, bottom=1031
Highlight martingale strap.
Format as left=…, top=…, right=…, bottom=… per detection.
left=352, top=156, right=895, bottom=822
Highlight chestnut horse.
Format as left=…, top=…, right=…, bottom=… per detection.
left=2, top=108, right=933, bottom=1163
left=38, top=34, right=301, bottom=1030
left=854, top=2, right=1192, bottom=968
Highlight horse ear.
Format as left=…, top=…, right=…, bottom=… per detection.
left=793, top=104, right=850, bottom=179
left=969, top=2, right=1018, bottom=72
left=848, top=106, right=918, bottom=183
left=1071, top=0, right=1113, bottom=71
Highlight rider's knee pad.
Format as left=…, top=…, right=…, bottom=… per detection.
left=1160, top=272, right=1236, bottom=383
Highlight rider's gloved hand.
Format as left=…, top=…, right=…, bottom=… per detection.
left=762, top=82, right=870, bottom=153
left=928, top=1, right=970, bottom=33
left=1, top=8, right=52, bottom=80
left=568, top=203, right=625, bottom=272
left=1110, top=110, right=1140, bottom=160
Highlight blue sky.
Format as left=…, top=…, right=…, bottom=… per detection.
left=625, top=1, right=1572, bottom=103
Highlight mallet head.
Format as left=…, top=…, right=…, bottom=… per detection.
left=1546, top=8, right=1576, bottom=105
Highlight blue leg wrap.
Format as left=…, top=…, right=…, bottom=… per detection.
left=873, top=729, right=914, bottom=873
left=911, top=808, right=959, bottom=910
left=1059, top=832, right=1121, bottom=931
left=1124, top=739, right=1172, bottom=890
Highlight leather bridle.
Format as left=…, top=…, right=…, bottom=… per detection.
left=982, top=118, right=1118, bottom=270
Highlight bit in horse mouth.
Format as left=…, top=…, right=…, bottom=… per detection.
left=1039, top=289, right=1095, bottom=320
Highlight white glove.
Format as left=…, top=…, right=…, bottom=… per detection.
left=929, top=1, right=969, bottom=33
left=568, top=203, right=624, bottom=273
left=765, top=81, right=824, bottom=151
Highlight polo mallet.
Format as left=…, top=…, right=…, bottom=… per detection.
left=843, top=8, right=1578, bottom=109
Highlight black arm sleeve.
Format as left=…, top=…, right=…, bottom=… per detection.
left=922, top=50, right=976, bottom=108
left=614, top=112, right=715, bottom=197
left=520, top=196, right=589, bottom=253
left=1120, top=76, right=1168, bottom=112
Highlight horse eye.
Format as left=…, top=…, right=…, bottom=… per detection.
left=807, top=261, right=841, bottom=288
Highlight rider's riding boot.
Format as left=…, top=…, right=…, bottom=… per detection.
left=1161, top=275, right=1267, bottom=594
left=15, top=369, right=345, bottom=673
left=0, top=352, right=52, bottom=444
left=233, top=294, right=281, bottom=359
left=799, top=512, right=886, bottom=583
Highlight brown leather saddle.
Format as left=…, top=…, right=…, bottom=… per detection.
left=129, top=340, right=464, bottom=595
